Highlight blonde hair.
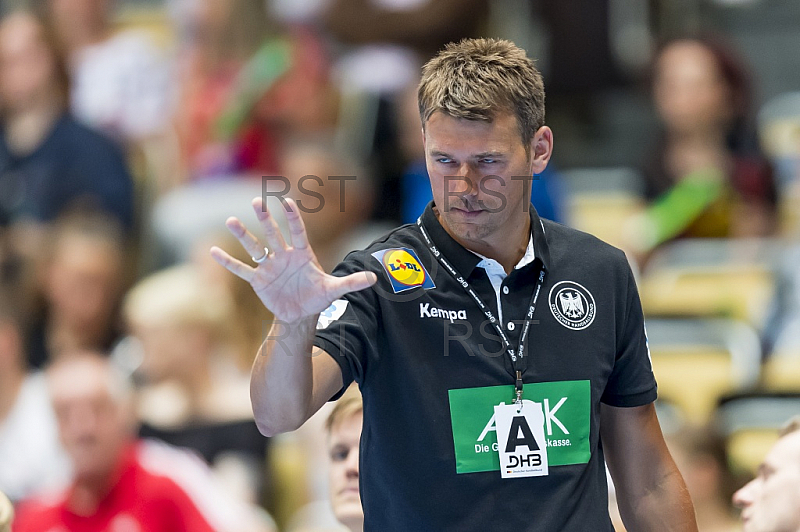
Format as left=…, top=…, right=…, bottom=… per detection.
left=780, top=415, right=800, bottom=437
left=326, top=385, right=363, bottom=434
left=123, top=264, right=233, bottom=336
left=418, top=38, right=545, bottom=151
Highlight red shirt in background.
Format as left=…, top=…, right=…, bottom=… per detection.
left=13, top=440, right=225, bottom=532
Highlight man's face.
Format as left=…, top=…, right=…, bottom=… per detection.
left=0, top=14, right=56, bottom=111
left=328, top=413, right=363, bottom=531
left=46, top=236, right=122, bottom=327
left=423, top=111, right=550, bottom=249
left=49, top=0, right=107, bottom=39
left=733, top=431, right=800, bottom=532
left=50, top=360, right=132, bottom=481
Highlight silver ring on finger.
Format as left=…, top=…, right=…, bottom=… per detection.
left=252, top=247, right=269, bottom=264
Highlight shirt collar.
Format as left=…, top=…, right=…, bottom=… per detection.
left=418, top=201, right=551, bottom=275
left=474, top=233, right=535, bottom=272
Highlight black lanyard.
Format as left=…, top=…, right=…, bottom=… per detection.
left=417, top=217, right=546, bottom=403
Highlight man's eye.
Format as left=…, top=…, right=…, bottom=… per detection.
left=481, top=158, right=496, bottom=164
left=331, top=448, right=349, bottom=462
left=436, top=157, right=454, bottom=164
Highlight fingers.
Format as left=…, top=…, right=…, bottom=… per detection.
left=283, top=198, right=310, bottom=250
left=328, top=271, right=378, bottom=300
left=252, top=197, right=288, bottom=252
left=210, top=246, right=254, bottom=282
left=225, top=216, right=269, bottom=262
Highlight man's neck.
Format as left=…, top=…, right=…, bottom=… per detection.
left=69, top=467, right=119, bottom=516
left=69, top=443, right=132, bottom=516
left=4, top=99, right=62, bottom=155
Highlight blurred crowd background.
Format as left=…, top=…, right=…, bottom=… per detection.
left=1, top=0, right=800, bottom=530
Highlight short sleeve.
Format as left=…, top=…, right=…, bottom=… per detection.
left=313, top=251, right=381, bottom=399
left=601, top=260, right=658, bottom=407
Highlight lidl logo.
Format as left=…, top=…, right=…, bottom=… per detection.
left=371, top=247, right=435, bottom=293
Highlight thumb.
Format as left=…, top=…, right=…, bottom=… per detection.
left=329, top=271, right=378, bottom=300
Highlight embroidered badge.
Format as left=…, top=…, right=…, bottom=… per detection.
left=548, top=281, right=596, bottom=330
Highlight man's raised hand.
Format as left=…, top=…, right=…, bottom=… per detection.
left=210, top=197, right=377, bottom=322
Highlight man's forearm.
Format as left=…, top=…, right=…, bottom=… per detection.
left=618, top=466, right=697, bottom=531
left=250, top=315, right=320, bottom=436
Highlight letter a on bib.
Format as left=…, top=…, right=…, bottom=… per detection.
left=494, top=400, right=549, bottom=478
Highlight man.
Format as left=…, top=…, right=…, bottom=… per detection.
left=326, top=387, right=364, bottom=532
left=47, top=0, right=172, bottom=141
left=12, top=353, right=274, bottom=532
left=733, top=417, right=800, bottom=532
left=211, top=38, right=696, bottom=530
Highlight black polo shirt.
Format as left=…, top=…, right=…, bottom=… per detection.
left=314, top=202, right=656, bottom=532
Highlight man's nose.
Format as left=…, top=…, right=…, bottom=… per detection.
left=732, top=480, right=755, bottom=508
left=346, top=448, right=359, bottom=479
left=452, top=165, right=480, bottom=195
left=64, top=404, right=99, bottom=436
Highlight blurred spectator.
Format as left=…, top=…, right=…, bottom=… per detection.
left=0, top=288, right=70, bottom=503
left=325, top=388, right=363, bottom=532
left=666, top=427, right=740, bottom=532
left=124, top=264, right=269, bottom=506
left=46, top=0, right=173, bottom=142
left=26, top=211, right=127, bottom=369
left=172, top=0, right=289, bottom=180
left=323, top=0, right=489, bottom=93
left=0, top=10, right=134, bottom=264
left=733, top=416, right=800, bottom=532
left=277, top=139, right=388, bottom=272
left=287, top=386, right=363, bottom=532
left=243, top=28, right=340, bottom=169
left=12, top=352, right=274, bottom=532
left=628, top=36, right=777, bottom=255
left=171, top=0, right=340, bottom=182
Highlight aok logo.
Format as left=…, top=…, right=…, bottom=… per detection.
left=372, top=247, right=436, bottom=293
left=448, top=381, right=591, bottom=474
left=477, top=397, right=571, bottom=445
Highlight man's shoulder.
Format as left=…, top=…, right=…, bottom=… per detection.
left=334, top=223, right=423, bottom=271
left=352, top=222, right=422, bottom=253
left=541, top=218, right=628, bottom=266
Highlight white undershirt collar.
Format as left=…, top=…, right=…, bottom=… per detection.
left=473, top=235, right=535, bottom=324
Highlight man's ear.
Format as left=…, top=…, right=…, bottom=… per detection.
left=529, top=126, right=554, bottom=175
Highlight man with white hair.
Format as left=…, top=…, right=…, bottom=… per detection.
left=733, top=417, right=800, bottom=532
left=12, top=353, right=274, bottom=532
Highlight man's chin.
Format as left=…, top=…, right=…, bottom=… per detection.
left=333, top=504, right=364, bottom=530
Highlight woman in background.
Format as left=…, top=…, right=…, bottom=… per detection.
left=630, top=36, right=777, bottom=255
